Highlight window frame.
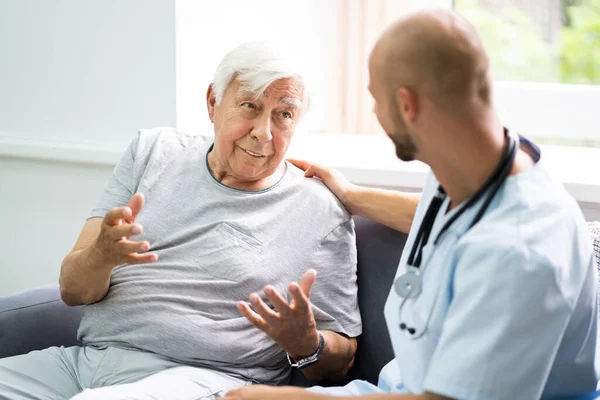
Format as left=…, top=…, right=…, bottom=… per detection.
left=404, top=0, right=600, bottom=145
left=293, top=0, right=600, bottom=205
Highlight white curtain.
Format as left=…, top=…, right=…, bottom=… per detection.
left=328, top=0, right=412, bottom=134
left=328, top=0, right=450, bottom=134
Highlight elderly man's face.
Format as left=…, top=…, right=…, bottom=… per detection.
left=207, top=78, right=303, bottom=183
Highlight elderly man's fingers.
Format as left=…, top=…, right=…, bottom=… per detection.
left=298, top=269, right=317, bottom=298
left=117, top=239, right=151, bottom=255
left=126, top=193, right=145, bottom=222
left=104, top=206, right=132, bottom=226
left=237, top=301, right=269, bottom=332
left=289, top=282, right=312, bottom=315
left=126, top=252, right=158, bottom=265
left=263, top=286, right=291, bottom=315
left=108, top=223, right=143, bottom=240
left=249, top=293, right=279, bottom=324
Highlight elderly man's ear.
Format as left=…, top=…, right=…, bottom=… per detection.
left=206, top=83, right=216, bottom=123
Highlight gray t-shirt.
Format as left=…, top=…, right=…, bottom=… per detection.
left=78, top=128, right=362, bottom=384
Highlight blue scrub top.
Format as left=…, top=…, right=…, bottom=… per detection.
left=379, top=140, right=599, bottom=399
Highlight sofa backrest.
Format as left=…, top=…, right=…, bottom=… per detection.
left=346, top=216, right=407, bottom=383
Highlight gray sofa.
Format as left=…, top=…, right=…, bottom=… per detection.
left=0, top=216, right=407, bottom=387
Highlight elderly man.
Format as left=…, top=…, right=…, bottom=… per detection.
left=224, top=9, right=599, bottom=400
left=0, top=42, right=361, bottom=399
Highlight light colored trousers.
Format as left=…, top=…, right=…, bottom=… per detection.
left=0, top=346, right=249, bottom=400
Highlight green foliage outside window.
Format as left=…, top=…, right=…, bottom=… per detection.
left=455, top=0, right=600, bottom=84
left=560, top=0, right=600, bottom=83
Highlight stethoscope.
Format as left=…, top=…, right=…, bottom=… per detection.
left=394, top=131, right=518, bottom=340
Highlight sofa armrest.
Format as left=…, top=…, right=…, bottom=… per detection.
left=0, top=284, right=83, bottom=358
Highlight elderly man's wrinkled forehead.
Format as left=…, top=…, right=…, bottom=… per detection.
left=237, top=77, right=305, bottom=109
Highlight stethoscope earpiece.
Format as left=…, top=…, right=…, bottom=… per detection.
left=399, top=323, right=416, bottom=335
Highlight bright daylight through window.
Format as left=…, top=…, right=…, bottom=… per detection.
left=454, top=0, right=600, bottom=148
left=176, top=0, right=600, bottom=155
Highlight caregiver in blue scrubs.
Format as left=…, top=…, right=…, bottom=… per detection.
left=224, top=8, right=599, bottom=400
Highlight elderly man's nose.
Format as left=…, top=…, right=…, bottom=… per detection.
left=252, top=118, right=273, bottom=142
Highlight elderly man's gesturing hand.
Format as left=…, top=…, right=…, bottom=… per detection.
left=92, top=193, right=158, bottom=266
left=59, top=192, right=159, bottom=306
left=237, top=269, right=321, bottom=361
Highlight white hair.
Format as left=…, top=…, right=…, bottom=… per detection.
left=212, top=41, right=309, bottom=109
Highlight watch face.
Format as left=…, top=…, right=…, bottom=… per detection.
left=296, top=358, right=319, bottom=370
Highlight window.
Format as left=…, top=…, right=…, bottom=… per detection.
left=176, top=0, right=599, bottom=148
left=176, top=0, right=448, bottom=137
left=455, top=0, right=600, bottom=85
left=454, top=0, right=600, bottom=147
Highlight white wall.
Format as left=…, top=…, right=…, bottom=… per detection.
left=0, top=0, right=176, bottom=146
left=175, top=0, right=339, bottom=135
left=0, top=157, right=114, bottom=295
left=0, top=0, right=598, bottom=297
left=0, top=0, right=176, bottom=295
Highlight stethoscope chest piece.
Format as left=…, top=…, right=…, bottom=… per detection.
left=394, top=267, right=422, bottom=299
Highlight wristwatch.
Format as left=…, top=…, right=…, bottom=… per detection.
left=286, top=332, right=325, bottom=369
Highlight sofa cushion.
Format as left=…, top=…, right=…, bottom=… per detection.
left=0, top=284, right=82, bottom=359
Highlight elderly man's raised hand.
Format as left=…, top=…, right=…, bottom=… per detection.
left=92, top=193, right=158, bottom=267
left=237, top=269, right=321, bottom=361
left=287, top=159, right=355, bottom=208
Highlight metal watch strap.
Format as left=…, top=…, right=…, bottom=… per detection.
left=286, top=332, right=325, bottom=369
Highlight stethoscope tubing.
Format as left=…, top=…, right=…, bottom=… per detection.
left=396, top=132, right=519, bottom=340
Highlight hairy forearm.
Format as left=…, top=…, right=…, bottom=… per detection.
left=300, top=331, right=357, bottom=382
left=345, top=187, right=420, bottom=234
left=59, top=245, right=114, bottom=306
